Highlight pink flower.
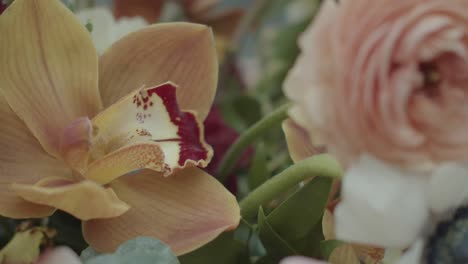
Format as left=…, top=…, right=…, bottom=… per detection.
left=36, top=247, right=81, bottom=264
left=284, top=0, right=468, bottom=169
left=280, top=256, right=327, bottom=264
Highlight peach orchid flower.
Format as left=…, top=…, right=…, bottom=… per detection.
left=0, top=0, right=239, bottom=256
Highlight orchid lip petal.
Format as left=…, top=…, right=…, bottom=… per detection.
left=86, top=82, right=212, bottom=184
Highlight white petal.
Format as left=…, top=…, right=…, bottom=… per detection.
left=396, top=240, right=424, bottom=264
left=113, top=17, right=148, bottom=43
left=76, top=7, right=148, bottom=55
left=335, top=155, right=429, bottom=248
left=76, top=7, right=114, bottom=55
left=428, top=163, right=468, bottom=215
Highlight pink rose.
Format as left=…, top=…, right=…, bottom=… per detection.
left=284, top=0, right=468, bottom=168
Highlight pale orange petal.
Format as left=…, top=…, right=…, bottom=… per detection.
left=352, top=244, right=385, bottom=264
left=83, top=167, right=240, bottom=255
left=282, top=119, right=318, bottom=163
left=0, top=0, right=102, bottom=157
left=12, top=178, right=129, bottom=220
left=99, top=22, right=217, bottom=120
left=87, top=83, right=212, bottom=183
left=329, top=245, right=360, bottom=264
left=0, top=96, right=68, bottom=219
left=322, top=209, right=336, bottom=240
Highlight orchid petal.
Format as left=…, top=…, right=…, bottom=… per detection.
left=83, top=167, right=240, bottom=255
left=99, top=22, right=217, bottom=120
left=12, top=177, right=129, bottom=220
left=60, top=117, right=92, bottom=174
left=334, top=155, right=429, bottom=248
left=282, top=119, right=318, bottom=163
left=0, top=96, right=68, bottom=219
left=0, top=0, right=102, bottom=157
left=87, top=83, right=212, bottom=183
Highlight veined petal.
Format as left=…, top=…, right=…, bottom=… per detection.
left=282, top=119, right=318, bottom=163
left=59, top=117, right=92, bottom=174
left=12, top=177, right=129, bottom=220
left=99, top=22, right=217, bottom=120
left=0, top=0, right=102, bottom=157
left=0, top=96, right=67, bottom=219
left=88, top=82, right=212, bottom=183
left=82, top=167, right=240, bottom=255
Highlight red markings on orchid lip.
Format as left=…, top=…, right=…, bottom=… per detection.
left=133, top=89, right=157, bottom=112
left=149, top=83, right=209, bottom=166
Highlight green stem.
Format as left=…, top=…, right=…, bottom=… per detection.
left=217, top=103, right=291, bottom=182
left=239, top=154, right=343, bottom=219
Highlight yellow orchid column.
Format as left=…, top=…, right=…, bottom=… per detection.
left=0, top=0, right=240, bottom=256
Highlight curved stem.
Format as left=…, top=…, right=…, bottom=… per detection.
left=217, top=103, right=291, bottom=182
left=239, top=154, right=343, bottom=219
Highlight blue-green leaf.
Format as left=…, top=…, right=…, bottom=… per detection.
left=81, top=237, right=179, bottom=264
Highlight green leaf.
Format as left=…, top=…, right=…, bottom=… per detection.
left=320, top=240, right=344, bottom=260
left=248, top=142, right=270, bottom=190
left=257, top=207, right=297, bottom=260
left=179, top=232, right=248, bottom=264
left=232, top=95, right=262, bottom=127
left=81, top=237, right=179, bottom=264
left=267, top=177, right=332, bottom=242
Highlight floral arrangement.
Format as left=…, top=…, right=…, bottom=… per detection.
left=0, top=0, right=466, bottom=264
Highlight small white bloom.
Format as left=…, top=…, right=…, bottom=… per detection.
left=76, top=7, right=148, bottom=54
left=335, top=155, right=468, bottom=263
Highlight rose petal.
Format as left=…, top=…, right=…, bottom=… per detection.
left=282, top=119, right=317, bottom=163
left=99, top=22, right=217, bottom=120
left=12, top=177, right=130, bottom=220
left=0, top=96, right=67, bottom=219
left=36, top=247, right=81, bottom=264
left=0, top=0, right=102, bottom=157
left=280, top=256, right=327, bottom=264
left=334, top=155, right=429, bottom=248
left=329, top=245, right=360, bottom=264
left=428, top=163, right=468, bottom=214
left=83, top=167, right=240, bottom=255
left=87, top=83, right=212, bottom=183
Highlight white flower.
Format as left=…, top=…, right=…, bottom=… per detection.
left=335, top=155, right=468, bottom=263
left=76, top=7, right=148, bottom=54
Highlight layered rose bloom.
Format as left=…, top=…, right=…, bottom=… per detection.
left=283, top=0, right=468, bottom=263
left=284, top=0, right=468, bottom=169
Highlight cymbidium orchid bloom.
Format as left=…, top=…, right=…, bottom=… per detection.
left=0, top=0, right=240, bottom=256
